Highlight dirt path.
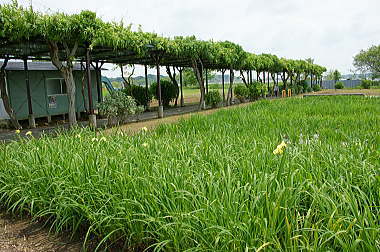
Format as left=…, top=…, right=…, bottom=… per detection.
left=106, top=101, right=255, bottom=135
left=0, top=212, right=84, bottom=252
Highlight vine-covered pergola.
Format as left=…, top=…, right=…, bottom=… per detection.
left=0, top=2, right=327, bottom=129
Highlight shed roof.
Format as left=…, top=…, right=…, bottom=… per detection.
left=0, top=61, right=99, bottom=71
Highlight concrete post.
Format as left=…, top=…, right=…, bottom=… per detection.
left=89, top=114, right=97, bottom=129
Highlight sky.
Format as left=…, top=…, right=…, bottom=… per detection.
left=3, top=0, right=380, bottom=77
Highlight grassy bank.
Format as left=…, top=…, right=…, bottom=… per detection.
left=0, top=96, right=379, bottom=250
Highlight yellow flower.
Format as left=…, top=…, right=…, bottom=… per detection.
left=142, top=142, right=149, bottom=147
left=25, top=131, right=32, bottom=136
left=141, top=127, right=148, bottom=132
left=15, top=130, right=21, bottom=134
left=278, top=141, right=287, bottom=148
left=76, top=134, right=81, bottom=138
left=273, top=141, right=287, bottom=155
left=273, top=147, right=284, bottom=155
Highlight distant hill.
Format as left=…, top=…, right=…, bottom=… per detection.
left=341, top=73, right=374, bottom=80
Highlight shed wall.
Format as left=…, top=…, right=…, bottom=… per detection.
left=3, top=70, right=98, bottom=120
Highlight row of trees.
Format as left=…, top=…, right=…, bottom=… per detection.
left=0, top=2, right=327, bottom=128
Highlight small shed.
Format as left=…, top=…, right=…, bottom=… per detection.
left=0, top=61, right=101, bottom=123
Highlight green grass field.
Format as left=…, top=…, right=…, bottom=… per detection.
left=0, top=96, right=379, bottom=250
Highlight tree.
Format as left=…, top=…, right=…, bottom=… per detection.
left=325, top=69, right=342, bottom=82
left=332, top=70, right=342, bottom=83
left=353, top=45, right=380, bottom=78
left=0, top=58, right=22, bottom=129
left=183, top=68, right=197, bottom=86
left=119, top=64, right=135, bottom=88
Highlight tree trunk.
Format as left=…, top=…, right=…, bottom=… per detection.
left=257, top=71, right=262, bottom=83
left=240, top=70, right=248, bottom=87
left=281, top=71, right=290, bottom=90
left=192, top=59, right=205, bottom=110
left=267, top=72, right=270, bottom=95
left=0, top=58, right=22, bottom=129
left=227, top=69, right=234, bottom=106
left=166, top=66, right=179, bottom=106
left=48, top=41, right=78, bottom=127
left=80, top=62, right=89, bottom=113
left=222, top=69, right=226, bottom=104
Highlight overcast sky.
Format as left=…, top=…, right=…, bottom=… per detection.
left=4, top=0, right=380, bottom=77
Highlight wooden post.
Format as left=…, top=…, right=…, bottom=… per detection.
left=222, top=69, right=226, bottom=104
left=23, top=58, right=35, bottom=128
left=205, top=68, right=208, bottom=94
left=145, top=64, right=149, bottom=107
left=310, top=74, right=313, bottom=88
left=156, top=59, right=163, bottom=118
left=179, top=67, right=184, bottom=107
left=86, top=47, right=96, bottom=128
left=93, top=62, right=102, bottom=104
left=267, top=72, right=270, bottom=96
left=228, top=69, right=234, bottom=106
left=263, top=71, right=266, bottom=85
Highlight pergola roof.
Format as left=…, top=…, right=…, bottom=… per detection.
left=0, top=40, right=231, bottom=70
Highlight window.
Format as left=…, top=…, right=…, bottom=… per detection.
left=46, top=78, right=66, bottom=95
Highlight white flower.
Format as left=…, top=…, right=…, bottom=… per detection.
left=142, top=142, right=149, bottom=147
left=141, top=127, right=148, bottom=132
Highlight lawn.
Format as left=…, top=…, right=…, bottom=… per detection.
left=0, top=96, right=379, bottom=251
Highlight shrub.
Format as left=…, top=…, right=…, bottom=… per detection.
left=247, top=82, right=265, bottom=100
left=299, top=80, right=308, bottom=93
left=360, top=80, right=372, bottom=89
left=312, top=84, right=321, bottom=92
left=234, top=85, right=248, bottom=102
left=306, top=86, right=312, bottom=92
left=122, top=85, right=152, bottom=107
left=150, top=80, right=178, bottom=107
left=205, top=90, right=222, bottom=108
left=335, top=81, right=344, bottom=89
left=98, top=90, right=143, bottom=125
left=293, top=84, right=303, bottom=95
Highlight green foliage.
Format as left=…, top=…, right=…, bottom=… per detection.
left=0, top=2, right=327, bottom=79
left=246, top=82, right=266, bottom=100
left=359, top=79, right=380, bottom=89
left=312, top=84, right=321, bottom=92
left=325, top=69, right=342, bottom=82
left=354, top=45, right=380, bottom=77
left=300, top=81, right=308, bottom=93
left=122, top=84, right=151, bottom=107
left=234, top=85, right=248, bottom=102
left=183, top=68, right=198, bottom=86
left=0, top=97, right=379, bottom=251
left=361, top=79, right=372, bottom=89
left=205, top=90, right=222, bottom=108
left=150, top=80, right=178, bottom=107
left=335, top=81, right=344, bottom=89
left=98, top=90, right=143, bottom=121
